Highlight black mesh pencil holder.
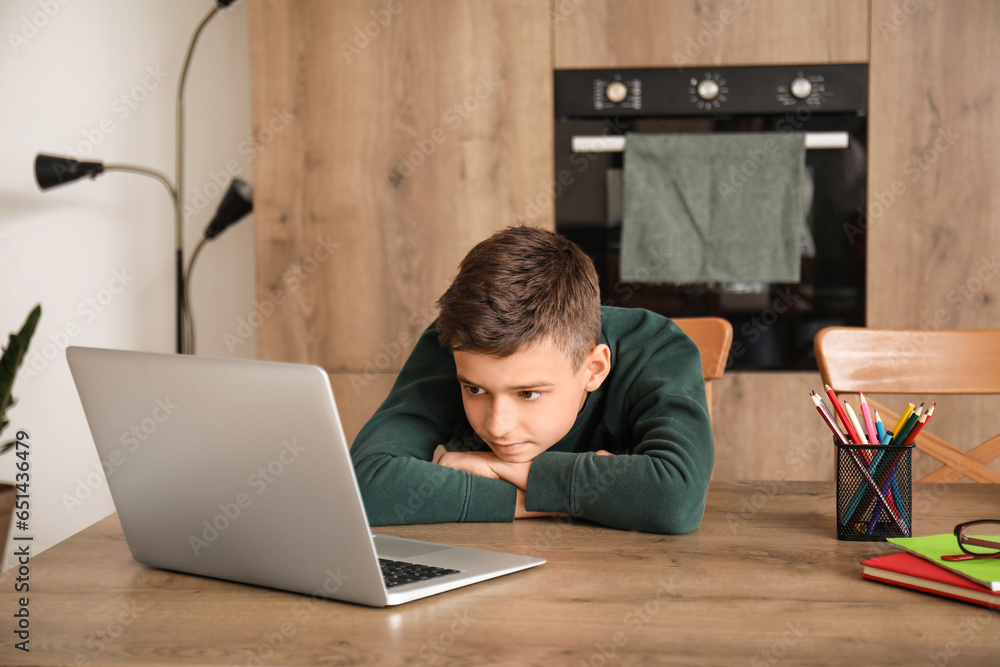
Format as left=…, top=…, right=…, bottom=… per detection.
left=835, top=442, right=912, bottom=541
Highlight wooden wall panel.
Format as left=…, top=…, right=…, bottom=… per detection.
left=712, top=372, right=835, bottom=481
left=554, top=0, right=869, bottom=69
left=863, top=0, right=1000, bottom=481
left=714, top=376, right=1000, bottom=481
left=250, top=0, right=554, bottom=388
left=555, top=0, right=870, bottom=480
left=868, top=0, right=1000, bottom=331
left=251, top=1, right=1000, bottom=480
left=327, top=374, right=397, bottom=446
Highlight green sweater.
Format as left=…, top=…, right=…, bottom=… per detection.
left=350, top=306, right=714, bottom=534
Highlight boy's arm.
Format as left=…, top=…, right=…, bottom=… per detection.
left=349, top=326, right=518, bottom=526
left=523, top=332, right=714, bottom=534
left=437, top=449, right=611, bottom=518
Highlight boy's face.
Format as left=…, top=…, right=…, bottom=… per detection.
left=453, top=339, right=610, bottom=463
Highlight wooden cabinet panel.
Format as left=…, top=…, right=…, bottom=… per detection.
left=713, top=375, right=1000, bottom=481
left=867, top=0, right=1000, bottom=330
left=554, top=0, right=868, bottom=69
left=862, top=0, right=1000, bottom=481
left=250, top=2, right=1000, bottom=481
left=250, top=0, right=553, bottom=373
left=712, top=372, right=835, bottom=481
left=553, top=0, right=868, bottom=481
left=327, top=373, right=397, bottom=447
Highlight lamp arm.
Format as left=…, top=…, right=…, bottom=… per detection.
left=183, top=236, right=209, bottom=355
left=177, top=5, right=220, bottom=254
left=38, top=3, right=230, bottom=357
left=173, top=5, right=221, bottom=355
left=102, top=164, right=178, bottom=206
left=102, top=162, right=185, bottom=354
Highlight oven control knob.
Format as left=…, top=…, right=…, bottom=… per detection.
left=790, top=76, right=813, bottom=99
left=605, top=81, right=628, bottom=103
left=696, top=78, right=720, bottom=100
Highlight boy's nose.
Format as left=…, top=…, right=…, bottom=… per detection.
left=484, top=401, right=515, bottom=440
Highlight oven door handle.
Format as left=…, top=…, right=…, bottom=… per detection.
left=570, top=131, right=849, bottom=153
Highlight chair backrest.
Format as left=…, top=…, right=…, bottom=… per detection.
left=673, top=317, right=734, bottom=420
left=814, top=326, right=1000, bottom=483
left=814, top=327, right=1000, bottom=395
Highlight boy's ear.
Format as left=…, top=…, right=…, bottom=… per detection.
left=582, top=344, right=611, bottom=392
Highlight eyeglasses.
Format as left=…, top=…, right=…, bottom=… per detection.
left=941, top=520, right=1000, bottom=561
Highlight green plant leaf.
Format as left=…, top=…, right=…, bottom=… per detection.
left=0, top=304, right=42, bottom=444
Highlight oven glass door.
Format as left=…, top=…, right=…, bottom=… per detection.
left=555, top=114, right=867, bottom=371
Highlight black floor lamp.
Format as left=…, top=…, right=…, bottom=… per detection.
left=33, top=0, right=252, bottom=355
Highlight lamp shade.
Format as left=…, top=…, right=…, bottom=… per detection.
left=35, top=154, right=105, bottom=190
left=204, top=178, right=253, bottom=239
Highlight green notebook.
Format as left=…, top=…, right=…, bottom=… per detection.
left=888, top=534, right=1000, bottom=592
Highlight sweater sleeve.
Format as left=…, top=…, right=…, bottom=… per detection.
left=523, top=319, right=714, bottom=534
left=350, top=325, right=518, bottom=526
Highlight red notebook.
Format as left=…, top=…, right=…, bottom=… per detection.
left=861, top=552, right=1000, bottom=610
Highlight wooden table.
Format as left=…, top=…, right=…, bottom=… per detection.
left=1, top=481, right=998, bottom=666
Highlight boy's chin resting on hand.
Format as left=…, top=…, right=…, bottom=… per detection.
left=434, top=447, right=613, bottom=519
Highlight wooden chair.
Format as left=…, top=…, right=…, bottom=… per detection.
left=673, top=317, right=734, bottom=420
left=814, top=327, right=1000, bottom=483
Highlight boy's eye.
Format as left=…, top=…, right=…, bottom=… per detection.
left=519, top=390, right=541, bottom=401
left=463, top=385, right=485, bottom=396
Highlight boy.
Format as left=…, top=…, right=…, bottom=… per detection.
left=350, top=226, right=713, bottom=534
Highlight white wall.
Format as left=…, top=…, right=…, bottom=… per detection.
left=0, top=0, right=255, bottom=571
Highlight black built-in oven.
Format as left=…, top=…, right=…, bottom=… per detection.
left=554, top=64, right=868, bottom=370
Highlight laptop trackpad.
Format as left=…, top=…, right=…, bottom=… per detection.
left=373, top=534, right=452, bottom=559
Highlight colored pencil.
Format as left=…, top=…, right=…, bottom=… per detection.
left=901, top=402, right=935, bottom=447
left=811, top=393, right=850, bottom=445
left=844, top=400, right=869, bottom=445
left=893, top=410, right=921, bottom=446
left=825, top=384, right=861, bottom=444
left=809, top=391, right=937, bottom=538
left=874, top=407, right=886, bottom=442
left=891, top=403, right=915, bottom=436
left=811, top=391, right=848, bottom=443
left=860, top=392, right=879, bottom=446
left=846, top=446, right=908, bottom=534
left=841, top=446, right=904, bottom=527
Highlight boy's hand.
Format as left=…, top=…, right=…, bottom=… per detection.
left=514, top=488, right=563, bottom=518
left=438, top=449, right=613, bottom=519
left=437, top=451, right=561, bottom=517
left=437, top=450, right=532, bottom=490
left=437, top=450, right=504, bottom=480
left=438, top=449, right=613, bottom=487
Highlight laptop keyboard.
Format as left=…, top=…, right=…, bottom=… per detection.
left=379, top=558, right=460, bottom=588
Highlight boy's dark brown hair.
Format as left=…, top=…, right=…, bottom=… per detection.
left=436, top=226, right=601, bottom=369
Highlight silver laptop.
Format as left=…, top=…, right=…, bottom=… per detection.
left=66, top=346, right=544, bottom=607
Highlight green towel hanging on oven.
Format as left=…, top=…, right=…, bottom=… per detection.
left=620, top=133, right=806, bottom=284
